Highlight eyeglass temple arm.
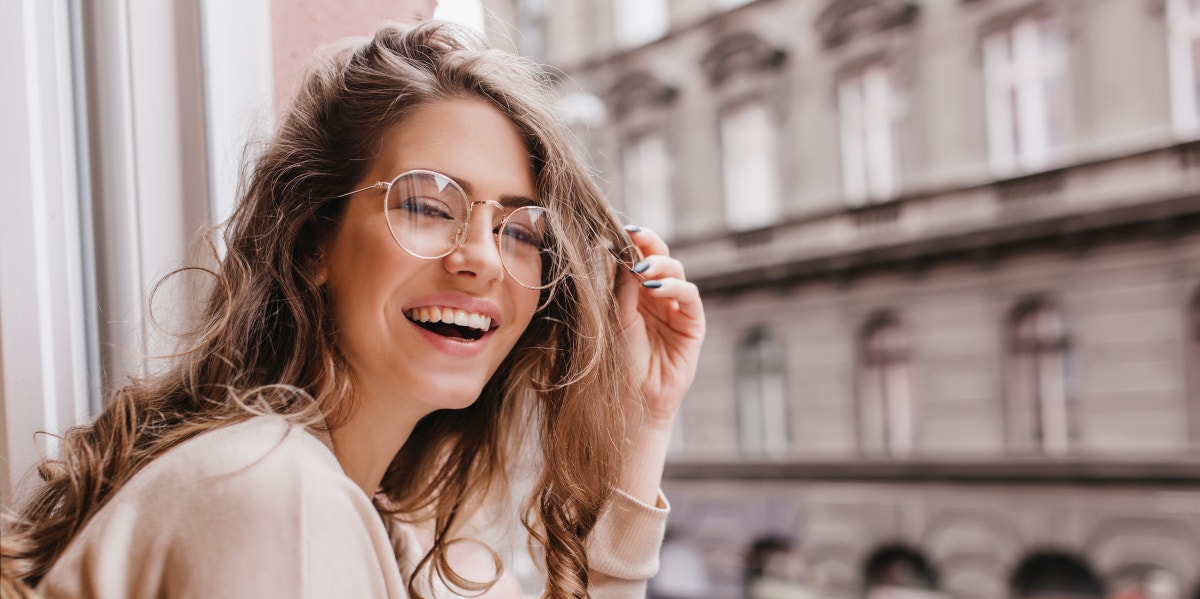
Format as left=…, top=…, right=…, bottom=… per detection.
left=331, top=181, right=390, bottom=200
left=605, top=243, right=647, bottom=281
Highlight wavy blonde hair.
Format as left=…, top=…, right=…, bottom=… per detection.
left=2, top=21, right=635, bottom=598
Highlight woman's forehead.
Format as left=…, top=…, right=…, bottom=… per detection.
left=369, top=99, right=536, bottom=198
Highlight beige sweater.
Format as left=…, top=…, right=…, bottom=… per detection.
left=38, top=416, right=668, bottom=598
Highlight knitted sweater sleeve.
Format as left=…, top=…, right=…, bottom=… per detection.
left=586, top=488, right=671, bottom=598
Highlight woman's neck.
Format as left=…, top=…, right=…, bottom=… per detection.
left=329, top=396, right=428, bottom=497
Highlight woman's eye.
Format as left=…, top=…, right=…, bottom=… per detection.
left=397, top=197, right=454, bottom=220
left=501, top=224, right=544, bottom=248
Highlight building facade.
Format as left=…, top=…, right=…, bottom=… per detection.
left=505, top=0, right=1200, bottom=597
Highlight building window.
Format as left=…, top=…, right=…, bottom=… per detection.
left=1191, top=288, right=1200, bottom=447
left=859, top=316, right=913, bottom=455
left=1011, top=552, right=1105, bottom=599
left=714, top=0, right=754, bottom=10
left=864, top=546, right=945, bottom=599
left=622, top=133, right=674, bottom=239
left=1111, top=567, right=1184, bottom=599
left=1010, top=301, right=1076, bottom=454
left=736, top=329, right=788, bottom=456
left=614, top=0, right=667, bottom=48
left=515, top=0, right=547, bottom=60
left=983, top=15, right=1068, bottom=174
left=720, top=102, right=780, bottom=231
left=746, top=538, right=810, bottom=599
left=838, top=62, right=903, bottom=206
left=1168, top=0, right=1200, bottom=137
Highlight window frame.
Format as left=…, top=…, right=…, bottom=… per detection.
left=1167, top=0, right=1200, bottom=138
left=719, top=99, right=782, bottom=232
left=735, top=328, right=789, bottom=456
left=837, top=60, right=904, bottom=206
left=858, top=314, right=914, bottom=456
left=982, top=13, right=1069, bottom=175
left=1007, top=300, right=1077, bottom=455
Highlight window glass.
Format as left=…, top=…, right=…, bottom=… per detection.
left=860, top=317, right=912, bottom=455
left=622, top=134, right=673, bottom=239
left=838, top=62, right=902, bottom=205
left=983, top=17, right=1067, bottom=173
left=720, top=102, right=780, bottom=231
left=1011, top=302, right=1076, bottom=454
left=736, top=329, right=788, bottom=455
left=614, top=0, right=668, bottom=48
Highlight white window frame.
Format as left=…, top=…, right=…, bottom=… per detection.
left=622, top=133, right=674, bottom=239
left=614, top=0, right=668, bottom=48
left=736, top=330, right=788, bottom=456
left=713, top=0, right=754, bottom=10
left=983, top=16, right=1067, bottom=175
left=720, top=102, right=780, bottom=231
left=1, top=0, right=275, bottom=500
left=859, top=318, right=913, bottom=455
left=1167, top=0, right=1200, bottom=137
left=1010, top=303, right=1075, bottom=455
left=1, top=0, right=93, bottom=503
left=838, top=62, right=903, bottom=206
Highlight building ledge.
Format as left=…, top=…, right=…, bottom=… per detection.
left=664, top=456, right=1200, bottom=486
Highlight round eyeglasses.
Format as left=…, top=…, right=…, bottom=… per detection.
left=335, top=170, right=566, bottom=290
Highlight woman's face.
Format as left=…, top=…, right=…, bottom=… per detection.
left=318, top=98, right=541, bottom=416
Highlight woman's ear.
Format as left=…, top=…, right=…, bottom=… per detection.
left=312, top=252, right=329, bottom=286
left=310, top=246, right=330, bottom=286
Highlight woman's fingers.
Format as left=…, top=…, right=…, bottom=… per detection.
left=639, top=277, right=705, bottom=325
left=630, top=254, right=686, bottom=281
left=624, top=225, right=670, bottom=258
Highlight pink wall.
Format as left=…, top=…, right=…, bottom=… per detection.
left=270, top=0, right=437, bottom=112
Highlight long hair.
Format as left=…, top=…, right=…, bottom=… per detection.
left=1, top=21, right=634, bottom=598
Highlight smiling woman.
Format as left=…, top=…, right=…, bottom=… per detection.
left=0, top=21, right=704, bottom=599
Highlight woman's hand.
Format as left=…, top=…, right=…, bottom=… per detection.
left=614, top=225, right=705, bottom=504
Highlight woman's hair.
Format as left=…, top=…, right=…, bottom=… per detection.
left=1, top=21, right=635, bottom=598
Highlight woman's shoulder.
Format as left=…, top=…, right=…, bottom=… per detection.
left=40, top=416, right=401, bottom=597
left=115, top=415, right=348, bottom=510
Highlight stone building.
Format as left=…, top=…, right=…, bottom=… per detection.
left=491, top=0, right=1200, bottom=597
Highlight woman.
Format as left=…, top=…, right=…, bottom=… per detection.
left=0, top=20, right=704, bottom=599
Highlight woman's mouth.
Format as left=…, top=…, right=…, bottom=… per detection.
left=405, top=306, right=494, bottom=341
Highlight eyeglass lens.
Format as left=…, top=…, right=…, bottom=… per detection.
left=384, top=171, right=564, bottom=290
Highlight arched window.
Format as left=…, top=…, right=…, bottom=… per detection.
left=736, top=329, right=788, bottom=456
left=1110, top=567, right=1183, bottom=599
left=1011, top=552, right=1104, bottom=599
left=1190, top=288, right=1200, bottom=449
left=864, top=545, right=945, bottom=599
left=746, top=538, right=810, bottom=599
left=859, top=315, right=913, bottom=455
left=1009, top=300, right=1076, bottom=454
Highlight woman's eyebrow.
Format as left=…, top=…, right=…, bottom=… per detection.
left=442, top=172, right=537, bottom=207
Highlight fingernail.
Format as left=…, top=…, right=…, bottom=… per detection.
left=641, top=280, right=662, bottom=289
left=623, top=224, right=642, bottom=233
left=631, top=260, right=651, bottom=274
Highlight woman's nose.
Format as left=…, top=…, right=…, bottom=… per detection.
left=443, top=203, right=506, bottom=284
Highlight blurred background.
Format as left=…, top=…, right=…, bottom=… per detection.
left=2, top=1, right=1199, bottom=598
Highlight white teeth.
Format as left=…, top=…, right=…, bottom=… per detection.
left=406, top=306, right=493, bottom=332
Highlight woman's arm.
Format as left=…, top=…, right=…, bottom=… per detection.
left=614, top=226, right=706, bottom=505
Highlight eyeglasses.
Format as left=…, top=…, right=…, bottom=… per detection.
left=335, top=169, right=566, bottom=290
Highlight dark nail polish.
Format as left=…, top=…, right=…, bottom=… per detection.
left=642, top=280, right=662, bottom=289
left=623, top=224, right=642, bottom=233
left=631, top=260, right=651, bottom=274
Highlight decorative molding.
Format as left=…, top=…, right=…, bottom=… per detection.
left=605, top=71, right=677, bottom=118
left=815, top=0, right=921, bottom=49
left=700, top=31, right=787, bottom=86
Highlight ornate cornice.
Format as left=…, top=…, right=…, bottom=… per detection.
left=700, top=32, right=787, bottom=87
left=605, top=71, right=677, bottom=118
left=815, top=0, right=921, bottom=48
